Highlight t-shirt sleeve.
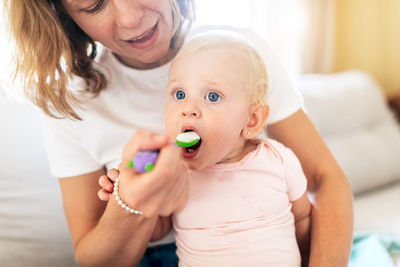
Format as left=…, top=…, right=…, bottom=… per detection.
left=281, top=145, right=308, bottom=201
left=41, top=115, right=102, bottom=178
left=243, top=28, right=305, bottom=124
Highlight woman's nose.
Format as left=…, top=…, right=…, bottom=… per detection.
left=112, top=0, right=144, bottom=28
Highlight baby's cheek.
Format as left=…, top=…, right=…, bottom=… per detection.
left=206, top=130, right=236, bottom=155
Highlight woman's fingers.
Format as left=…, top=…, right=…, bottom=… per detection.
left=117, top=144, right=191, bottom=217
left=114, top=130, right=191, bottom=217
left=142, top=145, right=191, bottom=216
left=118, top=130, right=169, bottom=184
left=121, top=130, right=169, bottom=162
left=154, top=146, right=190, bottom=215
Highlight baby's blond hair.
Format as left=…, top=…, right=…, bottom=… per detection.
left=173, top=33, right=268, bottom=105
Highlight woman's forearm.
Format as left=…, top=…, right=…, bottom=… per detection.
left=60, top=171, right=159, bottom=267
left=308, top=170, right=353, bottom=267
left=74, top=197, right=158, bottom=267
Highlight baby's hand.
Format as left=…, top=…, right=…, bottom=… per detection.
left=98, top=168, right=119, bottom=201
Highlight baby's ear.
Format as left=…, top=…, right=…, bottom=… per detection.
left=242, top=103, right=269, bottom=139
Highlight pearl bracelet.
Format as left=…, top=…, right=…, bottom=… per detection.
left=113, top=177, right=143, bottom=215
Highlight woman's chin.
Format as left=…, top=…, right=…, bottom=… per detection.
left=116, top=44, right=171, bottom=69
left=138, top=42, right=173, bottom=65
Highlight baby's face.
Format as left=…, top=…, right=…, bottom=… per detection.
left=165, top=47, right=253, bottom=170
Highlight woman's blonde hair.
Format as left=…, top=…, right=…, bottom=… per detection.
left=173, top=33, right=268, bottom=105
left=4, top=0, right=195, bottom=120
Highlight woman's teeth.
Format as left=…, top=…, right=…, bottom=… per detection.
left=130, top=24, right=156, bottom=42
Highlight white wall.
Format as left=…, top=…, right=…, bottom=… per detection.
left=0, top=7, right=14, bottom=94
left=195, top=0, right=308, bottom=78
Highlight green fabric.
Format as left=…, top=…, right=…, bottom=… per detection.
left=349, top=234, right=400, bottom=267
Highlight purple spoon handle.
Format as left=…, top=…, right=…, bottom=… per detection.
left=132, top=150, right=160, bottom=173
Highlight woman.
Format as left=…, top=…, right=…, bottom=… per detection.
left=5, top=0, right=353, bottom=266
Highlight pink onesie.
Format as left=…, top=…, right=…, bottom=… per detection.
left=173, top=138, right=307, bottom=267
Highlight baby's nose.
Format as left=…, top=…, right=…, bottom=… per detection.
left=182, top=110, right=199, bottom=118
left=182, top=105, right=201, bottom=118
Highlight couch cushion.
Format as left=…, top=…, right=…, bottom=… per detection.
left=353, top=182, right=400, bottom=236
left=297, top=71, right=400, bottom=194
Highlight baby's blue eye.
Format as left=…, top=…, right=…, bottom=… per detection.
left=206, top=92, right=221, bottom=102
left=174, top=90, right=185, bottom=100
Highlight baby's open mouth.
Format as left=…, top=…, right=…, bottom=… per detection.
left=179, top=130, right=202, bottom=156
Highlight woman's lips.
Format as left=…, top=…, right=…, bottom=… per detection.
left=124, top=22, right=158, bottom=49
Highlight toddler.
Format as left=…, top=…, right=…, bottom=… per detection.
left=107, top=32, right=311, bottom=267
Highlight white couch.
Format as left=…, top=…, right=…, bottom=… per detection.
left=297, top=71, right=400, bottom=237
left=1, top=70, right=399, bottom=266
left=0, top=95, right=77, bottom=267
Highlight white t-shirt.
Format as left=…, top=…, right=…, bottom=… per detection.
left=42, top=25, right=304, bottom=245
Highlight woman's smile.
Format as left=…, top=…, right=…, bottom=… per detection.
left=123, top=21, right=159, bottom=50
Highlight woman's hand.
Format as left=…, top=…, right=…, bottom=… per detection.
left=64, top=129, right=189, bottom=267
left=100, top=130, right=191, bottom=218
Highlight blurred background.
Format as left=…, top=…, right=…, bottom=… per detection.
left=1, top=0, right=399, bottom=97
left=195, top=0, right=400, bottom=97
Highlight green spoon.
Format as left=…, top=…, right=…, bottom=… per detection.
left=175, top=132, right=201, bottom=147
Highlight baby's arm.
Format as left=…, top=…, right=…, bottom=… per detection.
left=292, top=192, right=312, bottom=266
left=151, top=216, right=173, bottom=242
